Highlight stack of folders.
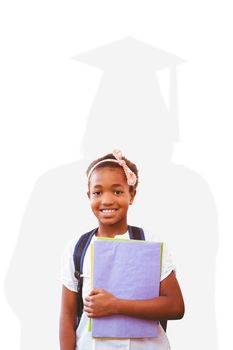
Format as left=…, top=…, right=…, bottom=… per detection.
left=90, top=237, right=163, bottom=339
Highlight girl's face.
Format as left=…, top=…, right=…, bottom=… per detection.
left=88, top=166, right=136, bottom=231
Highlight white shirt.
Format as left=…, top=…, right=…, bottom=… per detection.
left=61, top=231, right=174, bottom=350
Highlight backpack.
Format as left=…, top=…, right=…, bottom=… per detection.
left=73, top=225, right=167, bottom=332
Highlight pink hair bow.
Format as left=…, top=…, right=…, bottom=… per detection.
left=112, top=149, right=137, bottom=186
left=87, top=149, right=137, bottom=186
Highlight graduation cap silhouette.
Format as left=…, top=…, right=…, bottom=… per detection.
left=73, top=37, right=185, bottom=155
left=74, top=36, right=183, bottom=71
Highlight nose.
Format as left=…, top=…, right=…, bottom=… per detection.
left=101, top=192, right=114, bottom=205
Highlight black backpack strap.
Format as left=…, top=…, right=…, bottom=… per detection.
left=128, top=225, right=145, bottom=240
left=160, top=319, right=167, bottom=332
left=73, top=228, right=98, bottom=325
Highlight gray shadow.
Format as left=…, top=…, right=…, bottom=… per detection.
left=4, top=37, right=218, bottom=349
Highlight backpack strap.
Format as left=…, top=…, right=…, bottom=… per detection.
left=73, top=228, right=98, bottom=290
left=160, top=319, right=167, bottom=332
left=73, top=228, right=98, bottom=324
left=128, top=225, right=145, bottom=240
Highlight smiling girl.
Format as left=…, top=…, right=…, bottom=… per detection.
left=59, top=150, right=184, bottom=350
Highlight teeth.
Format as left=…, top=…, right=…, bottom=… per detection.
left=101, top=209, right=116, bottom=213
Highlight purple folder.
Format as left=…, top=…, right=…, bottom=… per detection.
left=92, top=239, right=161, bottom=338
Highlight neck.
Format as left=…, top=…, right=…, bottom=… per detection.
left=97, top=221, right=128, bottom=238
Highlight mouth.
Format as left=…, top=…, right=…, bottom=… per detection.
left=100, top=209, right=118, bottom=213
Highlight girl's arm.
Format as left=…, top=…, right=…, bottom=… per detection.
left=84, top=271, right=184, bottom=320
left=59, top=286, right=78, bottom=350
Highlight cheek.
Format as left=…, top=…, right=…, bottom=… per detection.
left=90, top=197, right=100, bottom=212
left=120, top=197, right=131, bottom=208
left=88, top=196, right=95, bottom=208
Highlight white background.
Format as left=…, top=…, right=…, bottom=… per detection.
left=1, top=1, right=232, bottom=348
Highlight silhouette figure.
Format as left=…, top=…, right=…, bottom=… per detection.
left=5, top=37, right=218, bottom=349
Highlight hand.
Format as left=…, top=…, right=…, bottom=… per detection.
left=84, top=288, right=118, bottom=318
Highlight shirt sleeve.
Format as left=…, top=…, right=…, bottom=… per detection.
left=160, top=243, right=175, bottom=281
left=60, top=238, right=79, bottom=292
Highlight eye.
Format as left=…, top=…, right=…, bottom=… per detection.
left=92, top=191, right=101, bottom=197
left=114, top=190, right=123, bottom=195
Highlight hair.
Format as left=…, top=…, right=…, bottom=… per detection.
left=86, top=153, right=139, bottom=189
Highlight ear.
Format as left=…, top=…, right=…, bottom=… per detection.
left=129, top=188, right=136, bottom=205
left=87, top=191, right=90, bottom=199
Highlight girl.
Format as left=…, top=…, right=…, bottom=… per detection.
left=60, top=150, right=184, bottom=350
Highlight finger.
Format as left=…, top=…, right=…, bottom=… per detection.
left=89, top=288, right=99, bottom=296
left=84, top=308, right=96, bottom=318
left=83, top=306, right=92, bottom=313
left=83, top=300, right=92, bottom=308
left=89, top=288, right=104, bottom=296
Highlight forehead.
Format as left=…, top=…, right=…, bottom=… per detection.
left=89, top=166, right=128, bottom=187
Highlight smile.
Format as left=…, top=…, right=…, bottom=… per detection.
left=100, top=209, right=117, bottom=213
